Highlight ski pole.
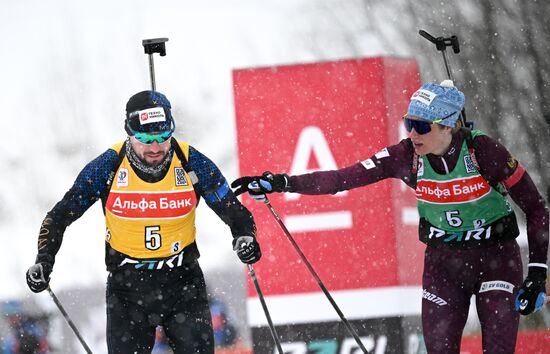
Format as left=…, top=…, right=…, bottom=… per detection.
left=47, top=286, right=93, bottom=354
left=262, top=198, right=368, bottom=354
left=142, top=38, right=169, bottom=91
left=418, top=30, right=472, bottom=129
left=247, top=264, right=284, bottom=354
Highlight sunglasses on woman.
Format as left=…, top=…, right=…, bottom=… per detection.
left=403, top=116, right=436, bottom=135
left=403, top=111, right=457, bottom=135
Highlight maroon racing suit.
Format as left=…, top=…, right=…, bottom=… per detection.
left=284, top=129, right=549, bottom=354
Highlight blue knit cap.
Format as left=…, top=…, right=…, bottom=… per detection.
left=406, top=82, right=465, bottom=127
left=125, top=90, right=174, bottom=134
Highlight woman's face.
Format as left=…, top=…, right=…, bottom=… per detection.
left=407, top=119, right=453, bottom=156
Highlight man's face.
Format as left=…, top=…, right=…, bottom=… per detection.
left=129, top=134, right=171, bottom=166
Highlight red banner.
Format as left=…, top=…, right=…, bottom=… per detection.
left=233, top=57, right=422, bottom=328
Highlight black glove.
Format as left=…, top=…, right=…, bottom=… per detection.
left=231, top=172, right=289, bottom=198
left=26, top=262, right=52, bottom=293
left=515, top=266, right=547, bottom=315
left=233, top=236, right=261, bottom=264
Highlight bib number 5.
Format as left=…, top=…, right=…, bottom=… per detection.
left=445, top=210, right=463, bottom=227
left=145, top=226, right=162, bottom=250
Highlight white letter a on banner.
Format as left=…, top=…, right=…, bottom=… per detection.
left=286, top=126, right=347, bottom=201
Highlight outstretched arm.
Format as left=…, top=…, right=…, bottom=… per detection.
left=232, top=139, right=417, bottom=197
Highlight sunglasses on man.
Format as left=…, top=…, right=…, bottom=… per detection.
left=131, top=130, right=173, bottom=144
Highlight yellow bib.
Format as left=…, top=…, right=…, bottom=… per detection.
left=105, top=141, right=197, bottom=259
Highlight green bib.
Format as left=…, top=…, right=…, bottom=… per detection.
left=416, top=130, right=518, bottom=247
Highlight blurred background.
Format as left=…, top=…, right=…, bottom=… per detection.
left=1, top=0, right=548, bottom=353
